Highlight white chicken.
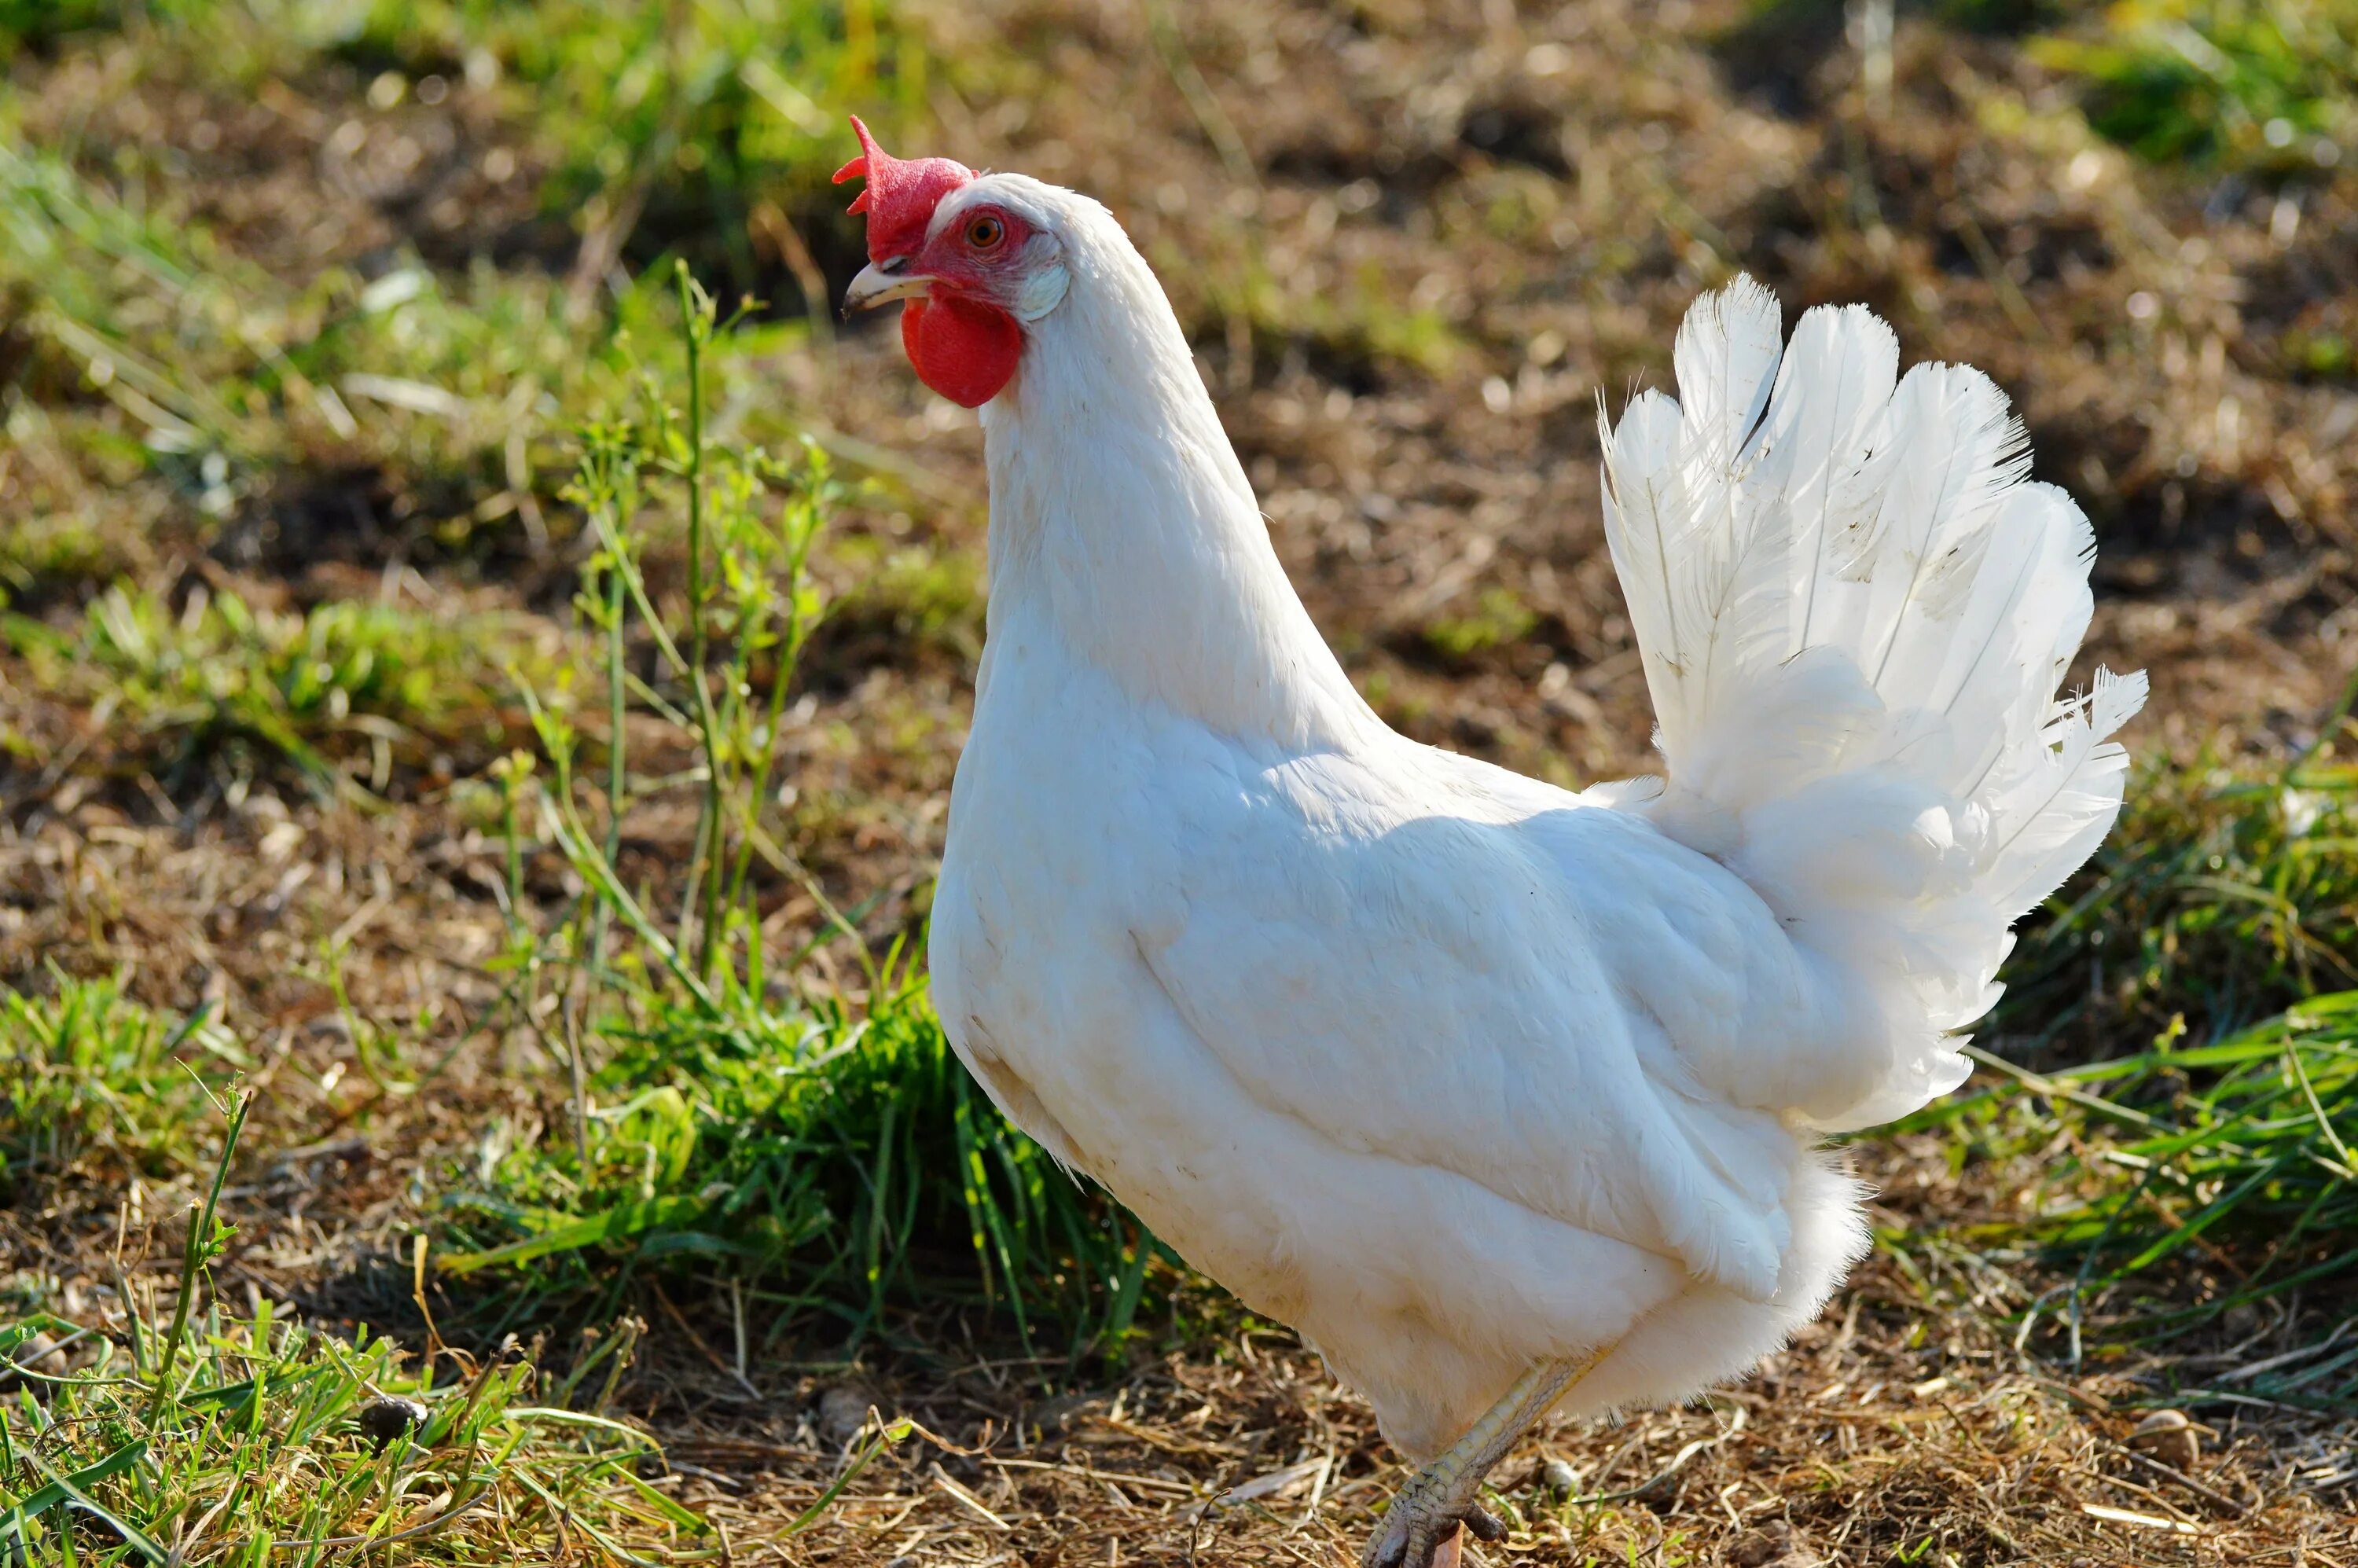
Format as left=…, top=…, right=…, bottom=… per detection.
left=837, top=118, right=2145, bottom=1568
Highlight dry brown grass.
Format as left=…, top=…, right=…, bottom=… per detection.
left=637, top=1290, right=2358, bottom=1567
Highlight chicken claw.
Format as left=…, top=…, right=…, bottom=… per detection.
left=1361, top=1475, right=1480, bottom=1568
left=1359, top=1345, right=1617, bottom=1568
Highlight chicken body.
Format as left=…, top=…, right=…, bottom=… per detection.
left=934, top=640, right=1871, bottom=1457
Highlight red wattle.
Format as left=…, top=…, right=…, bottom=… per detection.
left=902, top=296, right=1022, bottom=409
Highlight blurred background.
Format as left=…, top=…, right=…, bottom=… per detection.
left=2, top=2, right=2354, bottom=1563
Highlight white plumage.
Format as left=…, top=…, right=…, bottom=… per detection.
left=840, top=151, right=2143, bottom=1565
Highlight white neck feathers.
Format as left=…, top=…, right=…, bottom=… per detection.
left=971, top=180, right=1368, bottom=751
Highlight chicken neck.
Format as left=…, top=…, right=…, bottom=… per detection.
left=972, top=200, right=1376, bottom=753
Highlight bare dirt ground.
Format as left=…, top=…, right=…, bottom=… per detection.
left=6, top=1, right=2358, bottom=1562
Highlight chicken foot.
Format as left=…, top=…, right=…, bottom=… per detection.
left=1360, top=1342, right=1618, bottom=1568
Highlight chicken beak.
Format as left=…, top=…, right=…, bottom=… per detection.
left=843, top=259, right=934, bottom=315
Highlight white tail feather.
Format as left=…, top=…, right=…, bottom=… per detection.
left=1600, top=276, right=2146, bottom=1132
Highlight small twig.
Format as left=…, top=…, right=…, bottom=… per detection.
left=2105, top=1441, right=2251, bottom=1518
left=649, top=1282, right=761, bottom=1401
left=2215, top=1316, right=2358, bottom=1384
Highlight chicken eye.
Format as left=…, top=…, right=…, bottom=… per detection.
left=965, top=215, right=1006, bottom=250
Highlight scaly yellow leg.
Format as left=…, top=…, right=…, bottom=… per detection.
left=1361, top=1342, right=1618, bottom=1568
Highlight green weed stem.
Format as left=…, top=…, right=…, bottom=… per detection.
left=146, top=1085, right=252, bottom=1427
left=674, top=262, right=729, bottom=982
left=571, top=554, right=631, bottom=1168
left=726, top=453, right=825, bottom=931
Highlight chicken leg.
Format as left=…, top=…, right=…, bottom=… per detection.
left=1360, top=1342, right=1617, bottom=1568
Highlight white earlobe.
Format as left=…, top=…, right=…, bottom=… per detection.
left=1015, top=261, right=1070, bottom=321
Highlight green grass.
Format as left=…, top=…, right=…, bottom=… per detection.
left=1421, top=587, right=1540, bottom=663
left=2, top=1305, right=706, bottom=1563
left=0, top=1284, right=917, bottom=1562
left=1185, top=246, right=1469, bottom=383
left=2029, top=0, right=2358, bottom=172
left=3, top=0, right=929, bottom=297
left=0, top=1078, right=902, bottom=1565
left=0, top=131, right=850, bottom=791
left=0, top=0, right=124, bottom=48
left=1894, top=994, right=2358, bottom=1408
left=439, top=975, right=1159, bottom=1359
left=335, top=0, right=927, bottom=297
left=0, top=144, right=760, bottom=584
left=2, top=582, right=550, bottom=792
left=0, top=0, right=930, bottom=604
left=0, top=978, right=249, bottom=1191
left=828, top=537, right=986, bottom=664
left=1728, top=0, right=2355, bottom=174
left=1893, top=722, right=2358, bottom=1405
left=1995, top=733, right=2358, bottom=1052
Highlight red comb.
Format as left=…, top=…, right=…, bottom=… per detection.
left=833, top=116, right=975, bottom=263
